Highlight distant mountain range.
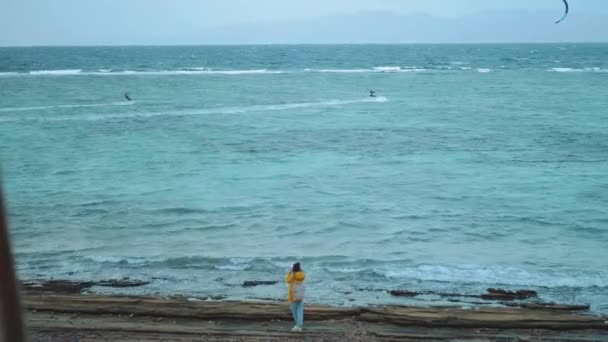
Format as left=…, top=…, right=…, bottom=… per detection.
left=187, top=10, right=607, bottom=44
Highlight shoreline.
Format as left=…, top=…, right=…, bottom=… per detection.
left=24, top=290, right=608, bottom=341
left=20, top=278, right=597, bottom=312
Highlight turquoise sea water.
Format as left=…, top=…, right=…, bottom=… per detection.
left=1, top=44, right=607, bottom=312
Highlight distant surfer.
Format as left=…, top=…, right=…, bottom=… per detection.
left=124, top=92, right=132, bottom=101
left=369, top=90, right=376, bottom=97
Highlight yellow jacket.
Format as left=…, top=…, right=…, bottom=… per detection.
left=285, top=271, right=305, bottom=302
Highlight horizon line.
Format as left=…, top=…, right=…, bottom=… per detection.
left=1, top=41, right=607, bottom=48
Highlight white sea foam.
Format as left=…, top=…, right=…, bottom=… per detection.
left=316, top=69, right=369, bottom=73
left=373, top=66, right=403, bottom=72
left=28, top=69, right=82, bottom=75
left=551, top=67, right=577, bottom=72
left=13, top=97, right=388, bottom=122
left=8, top=69, right=283, bottom=77
left=86, top=69, right=283, bottom=76
left=383, top=264, right=608, bottom=288
left=0, top=72, right=20, bottom=77
left=214, top=258, right=251, bottom=271
left=0, top=66, right=512, bottom=77
left=313, top=67, right=425, bottom=73
left=111, top=69, right=282, bottom=76
left=0, top=101, right=134, bottom=113
left=215, top=264, right=250, bottom=271
left=215, top=69, right=282, bottom=75
left=182, top=67, right=211, bottom=71
left=84, top=255, right=150, bottom=265
left=549, top=67, right=608, bottom=73
left=373, top=66, right=426, bottom=73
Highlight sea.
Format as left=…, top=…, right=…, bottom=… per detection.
left=1, top=44, right=607, bottom=313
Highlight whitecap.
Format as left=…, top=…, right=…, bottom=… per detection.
left=15, top=69, right=283, bottom=77
left=550, top=67, right=577, bottom=72
left=373, top=66, right=402, bottom=72
left=215, top=264, right=250, bottom=271
left=28, top=69, right=82, bottom=75
left=383, top=264, right=608, bottom=288
left=548, top=67, right=608, bottom=73
left=315, top=69, right=369, bottom=73
left=90, top=69, right=283, bottom=76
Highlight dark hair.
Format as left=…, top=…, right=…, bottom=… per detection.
left=292, top=262, right=301, bottom=273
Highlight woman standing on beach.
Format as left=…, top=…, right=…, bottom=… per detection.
left=286, top=262, right=305, bottom=331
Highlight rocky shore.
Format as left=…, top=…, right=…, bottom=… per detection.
left=22, top=282, right=608, bottom=341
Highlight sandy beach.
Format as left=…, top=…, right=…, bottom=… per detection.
left=23, top=290, right=608, bottom=341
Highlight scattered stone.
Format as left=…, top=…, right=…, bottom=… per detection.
left=389, top=290, right=419, bottom=297
left=355, top=287, right=386, bottom=292
left=128, top=313, right=134, bottom=319
left=96, top=279, right=150, bottom=288
left=22, top=280, right=95, bottom=293
left=21, top=278, right=150, bottom=294
left=364, top=287, right=539, bottom=301
left=154, top=317, right=163, bottom=322
left=242, top=280, right=278, bottom=287
left=251, top=297, right=281, bottom=302
left=433, top=292, right=479, bottom=299
left=481, top=288, right=537, bottom=301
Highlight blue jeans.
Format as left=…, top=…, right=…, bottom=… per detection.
left=290, top=301, right=304, bottom=327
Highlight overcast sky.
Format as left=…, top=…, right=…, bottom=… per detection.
left=1, top=0, right=607, bottom=45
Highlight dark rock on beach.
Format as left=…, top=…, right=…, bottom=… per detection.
left=388, top=290, right=419, bottom=297
left=22, top=280, right=95, bottom=294
left=242, top=280, right=278, bottom=287
left=22, top=278, right=150, bottom=294
left=481, top=288, right=538, bottom=301
left=96, top=279, right=150, bottom=288
left=385, top=288, right=538, bottom=300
